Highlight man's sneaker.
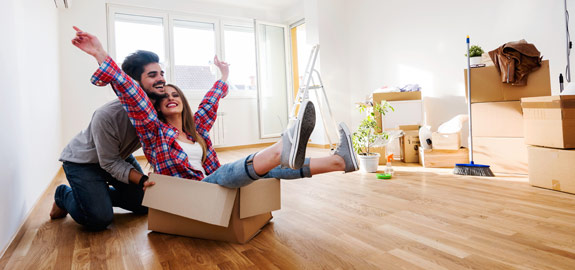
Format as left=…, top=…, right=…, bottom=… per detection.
left=334, top=122, right=359, bottom=172
left=280, top=100, right=316, bottom=169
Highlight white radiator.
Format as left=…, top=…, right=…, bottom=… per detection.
left=209, top=112, right=225, bottom=146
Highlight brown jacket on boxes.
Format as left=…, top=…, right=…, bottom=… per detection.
left=489, top=39, right=542, bottom=86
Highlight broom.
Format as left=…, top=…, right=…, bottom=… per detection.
left=453, top=36, right=495, bottom=177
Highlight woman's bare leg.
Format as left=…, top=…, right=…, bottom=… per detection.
left=252, top=141, right=282, bottom=175
left=309, top=155, right=345, bottom=175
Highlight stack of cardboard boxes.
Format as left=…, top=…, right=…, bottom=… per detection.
left=465, top=60, right=551, bottom=174
left=521, top=95, right=575, bottom=194
left=372, top=92, right=423, bottom=164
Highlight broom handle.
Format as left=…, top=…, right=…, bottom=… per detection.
left=466, top=36, right=474, bottom=164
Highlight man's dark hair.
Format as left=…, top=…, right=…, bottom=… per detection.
left=121, top=50, right=159, bottom=82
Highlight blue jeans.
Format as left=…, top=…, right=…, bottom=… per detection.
left=202, top=153, right=312, bottom=188
left=55, top=155, right=147, bottom=230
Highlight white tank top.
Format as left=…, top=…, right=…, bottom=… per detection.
left=176, top=139, right=206, bottom=177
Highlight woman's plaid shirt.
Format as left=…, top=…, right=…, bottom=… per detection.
left=91, top=56, right=228, bottom=180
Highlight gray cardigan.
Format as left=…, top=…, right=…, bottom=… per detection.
left=59, top=99, right=142, bottom=184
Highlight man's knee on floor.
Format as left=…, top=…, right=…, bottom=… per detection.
left=83, top=210, right=114, bottom=230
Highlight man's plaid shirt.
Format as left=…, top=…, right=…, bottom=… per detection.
left=91, top=56, right=228, bottom=180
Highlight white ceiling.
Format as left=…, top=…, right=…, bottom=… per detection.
left=191, top=0, right=301, bottom=11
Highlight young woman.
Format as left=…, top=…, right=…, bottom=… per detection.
left=72, top=26, right=359, bottom=189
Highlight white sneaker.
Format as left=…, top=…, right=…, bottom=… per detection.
left=334, top=122, right=359, bottom=172
left=280, top=100, right=316, bottom=169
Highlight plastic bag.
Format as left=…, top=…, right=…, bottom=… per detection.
left=437, top=114, right=469, bottom=134
left=419, top=125, right=433, bottom=150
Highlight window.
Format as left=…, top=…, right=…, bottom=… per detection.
left=108, top=5, right=291, bottom=139
left=256, top=22, right=289, bottom=138
left=172, top=20, right=217, bottom=92
left=223, top=25, right=257, bottom=91
left=108, top=7, right=262, bottom=97
left=113, top=13, right=166, bottom=66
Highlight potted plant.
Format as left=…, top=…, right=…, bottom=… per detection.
left=352, top=102, right=394, bottom=172
left=466, top=45, right=484, bottom=65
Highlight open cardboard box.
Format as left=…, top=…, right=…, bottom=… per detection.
left=142, top=173, right=281, bottom=243
left=399, top=125, right=420, bottom=163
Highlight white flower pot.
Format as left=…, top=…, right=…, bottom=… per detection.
left=470, top=56, right=481, bottom=65
left=358, top=153, right=380, bottom=173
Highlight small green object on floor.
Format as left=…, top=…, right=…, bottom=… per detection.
left=377, top=173, right=392, bottom=179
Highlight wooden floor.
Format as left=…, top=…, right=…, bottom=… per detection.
left=2, top=147, right=575, bottom=269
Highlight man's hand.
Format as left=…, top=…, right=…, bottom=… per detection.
left=214, top=55, right=230, bottom=82
left=71, top=26, right=108, bottom=64
left=142, top=179, right=156, bottom=191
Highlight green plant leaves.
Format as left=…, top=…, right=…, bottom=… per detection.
left=352, top=101, right=393, bottom=155
left=465, top=45, right=484, bottom=57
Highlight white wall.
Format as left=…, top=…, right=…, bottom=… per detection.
left=345, top=0, right=568, bottom=134
left=292, top=0, right=351, bottom=145
left=59, top=0, right=288, bottom=149
left=0, top=0, right=61, bottom=256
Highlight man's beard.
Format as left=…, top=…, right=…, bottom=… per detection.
left=146, top=81, right=168, bottom=101
left=147, top=91, right=168, bottom=100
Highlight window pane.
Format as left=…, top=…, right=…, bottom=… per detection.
left=114, top=13, right=165, bottom=65
left=258, top=24, right=288, bottom=137
left=224, top=25, right=257, bottom=91
left=173, top=20, right=216, bottom=92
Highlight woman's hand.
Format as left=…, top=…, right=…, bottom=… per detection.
left=214, top=55, right=230, bottom=82
left=71, top=26, right=108, bottom=64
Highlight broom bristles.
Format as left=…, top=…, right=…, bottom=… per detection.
left=453, top=163, right=495, bottom=177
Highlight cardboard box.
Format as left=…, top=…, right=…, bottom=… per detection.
left=528, top=146, right=575, bottom=194
left=521, top=95, right=575, bottom=148
left=472, top=137, right=528, bottom=175
left=379, top=100, right=423, bottom=132
left=419, top=148, right=469, bottom=168
left=143, top=174, right=281, bottom=243
left=401, top=130, right=420, bottom=163
left=399, top=125, right=421, bottom=131
left=373, top=91, right=422, bottom=103
left=374, top=92, right=422, bottom=132
left=432, top=132, right=461, bottom=150
left=472, top=101, right=524, bottom=137
left=371, top=146, right=387, bottom=165
left=464, top=60, right=551, bottom=103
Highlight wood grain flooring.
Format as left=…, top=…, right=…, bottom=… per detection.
left=1, top=147, right=575, bottom=269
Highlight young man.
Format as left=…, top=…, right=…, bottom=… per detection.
left=51, top=49, right=167, bottom=230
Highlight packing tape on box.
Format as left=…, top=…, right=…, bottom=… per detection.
left=552, top=179, right=561, bottom=191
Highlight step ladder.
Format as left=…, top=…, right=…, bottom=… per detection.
left=289, top=45, right=339, bottom=150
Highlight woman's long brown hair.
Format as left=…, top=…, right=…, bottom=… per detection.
left=156, top=84, right=208, bottom=162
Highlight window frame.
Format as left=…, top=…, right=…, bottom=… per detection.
left=106, top=4, right=260, bottom=100
left=254, top=20, right=293, bottom=138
